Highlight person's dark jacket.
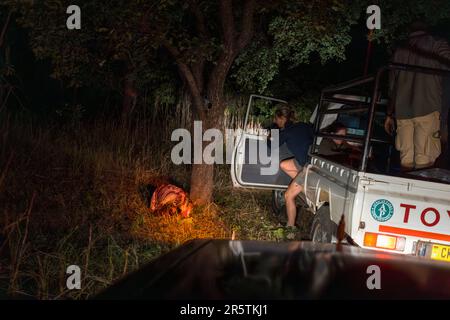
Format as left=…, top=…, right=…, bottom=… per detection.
left=268, top=121, right=314, bottom=167
left=390, top=30, right=450, bottom=119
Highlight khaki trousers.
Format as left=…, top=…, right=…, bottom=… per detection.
left=396, top=111, right=441, bottom=169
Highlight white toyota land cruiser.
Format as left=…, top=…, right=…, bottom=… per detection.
left=231, top=63, right=450, bottom=262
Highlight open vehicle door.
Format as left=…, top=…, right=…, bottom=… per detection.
left=231, top=94, right=293, bottom=190
left=231, top=94, right=388, bottom=190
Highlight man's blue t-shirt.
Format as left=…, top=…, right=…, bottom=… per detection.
left=270, top=121, right=314, bottom=167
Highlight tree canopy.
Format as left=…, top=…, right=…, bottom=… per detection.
left=4, top=0, right=450, bottom=96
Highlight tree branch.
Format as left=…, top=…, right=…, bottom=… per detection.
left=188, top=0, right=208, bottom=94
left=207, top=0, right=256, bottom=104
left=189, top=0, right=209, bottom=40
left=142, top=5, right=207, bottom=116
left=161, top=39, right=205, bottom=118
left=220, top=0, right=235, bottom=50
left=236, top=0, right=256, bottom=51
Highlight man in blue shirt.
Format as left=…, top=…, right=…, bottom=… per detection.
left=271, top=105, right=314, bottom=229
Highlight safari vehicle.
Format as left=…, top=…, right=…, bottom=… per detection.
left=231, top=63, right=450, bottom=262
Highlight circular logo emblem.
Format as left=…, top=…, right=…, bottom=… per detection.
left=370, top=199, right=394, bottom=222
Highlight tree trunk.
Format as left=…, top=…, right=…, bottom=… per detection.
left=165, top=0, right=255, bottom=205
left=190, top=163, right=215, bottom=205
left=189, top=95, right=224, bottom=204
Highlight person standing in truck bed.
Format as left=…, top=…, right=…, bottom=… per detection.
left=385, top=21, right=450, bottom=171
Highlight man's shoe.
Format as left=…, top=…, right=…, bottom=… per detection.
left=284, top=225, right=301, bottom=241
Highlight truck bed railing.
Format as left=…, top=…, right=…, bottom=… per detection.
left=321, top=75, right=375, bottom=93
left=321, top=97, right=372, bottom=106
left=312, top=63, right=450, bottom=173
left=316, top=132, right=391, bottom=145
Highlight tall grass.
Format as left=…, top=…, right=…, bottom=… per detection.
left=0, top=102, right=288, bottom=299
left=0, top=88, right=318, bottom=300
left=0, top=112, right=179, bottom=298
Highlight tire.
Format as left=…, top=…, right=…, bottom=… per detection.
left=310, top=206, right=336, bottom=243
left=271, top=190, right=286, bottom=216
left=272, top=190, right=310, bottom=227
left=271, top=190, right=289, bottom=225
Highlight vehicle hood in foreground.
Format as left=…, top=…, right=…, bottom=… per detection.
left=95, top=239, right=450, bottom=299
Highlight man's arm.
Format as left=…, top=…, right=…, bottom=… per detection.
left=434, top=38, right=450, bottom=68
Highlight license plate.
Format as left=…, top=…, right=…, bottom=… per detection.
left=430, top=244, right=450, bottom=262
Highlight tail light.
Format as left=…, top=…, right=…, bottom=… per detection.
left=364, top=232, right=406, bottom=251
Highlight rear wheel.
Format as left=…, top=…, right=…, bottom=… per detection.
left=272, top=190, right=312, bottom=228
left=310, top=206, right=336, bottom=243
left=271, top=190, right=286, bottom=216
